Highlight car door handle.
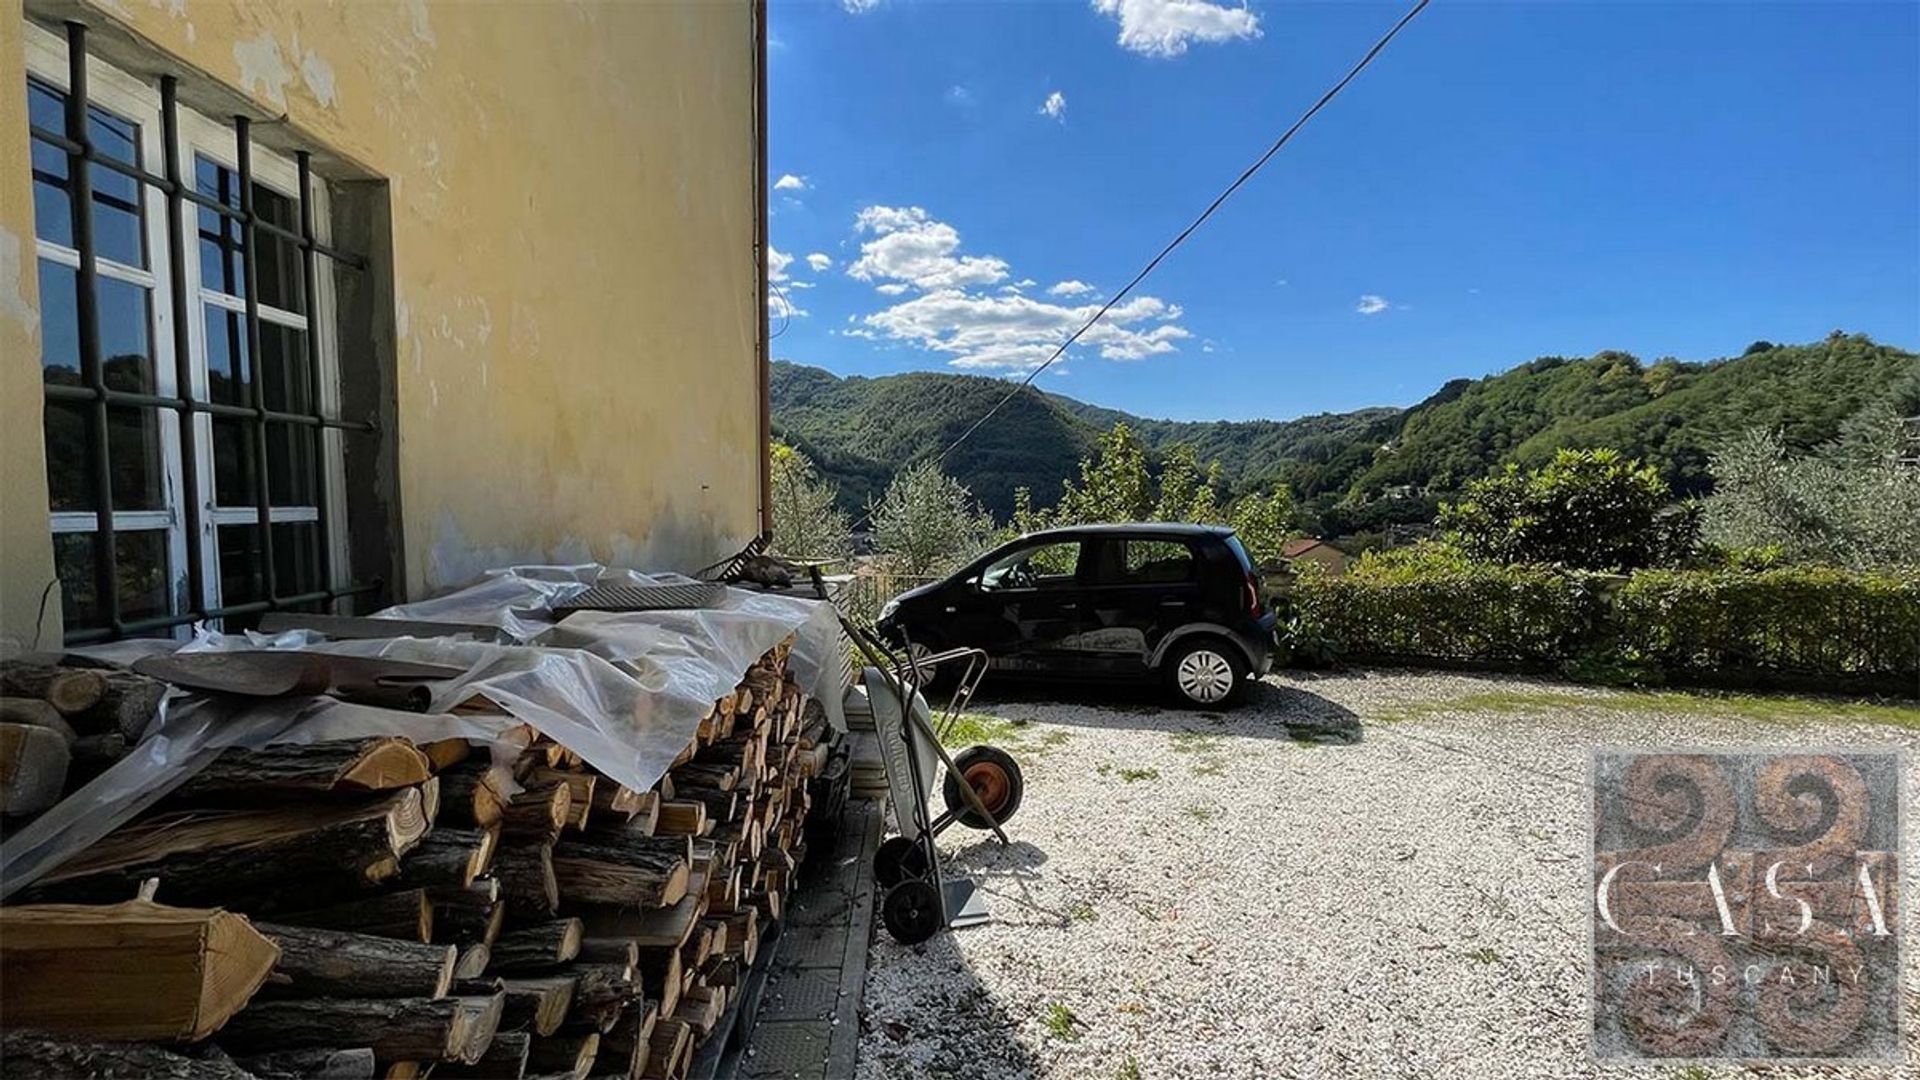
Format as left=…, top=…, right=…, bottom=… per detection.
left=1059, top=602, right=1078, bottom=610
left=944, top=606, right=957, bottom=613
left=1160, top=599, right=1187, bottom=607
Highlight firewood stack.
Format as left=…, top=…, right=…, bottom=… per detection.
left=0, top=636, right=834, bottom=1080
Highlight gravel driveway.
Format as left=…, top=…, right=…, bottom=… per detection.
left=855, top=670, right=1920, bottom=1080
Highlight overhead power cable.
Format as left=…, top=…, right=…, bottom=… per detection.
left=891, top=0, right=1432, bottom=501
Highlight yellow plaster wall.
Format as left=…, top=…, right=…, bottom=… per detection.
left=0, top=0, right=61, bottom=647
left=1, top=0, right=763, bottom=630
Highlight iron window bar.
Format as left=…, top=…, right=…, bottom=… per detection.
left=42, top=21, right=381, bottom=642
left=25, top=122, right=369, bottom=270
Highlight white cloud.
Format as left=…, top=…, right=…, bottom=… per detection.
left=842, top=0, right=882, bottom=12
left=768, top=245, right=793, bottom=283
left=846, top=205, right=1191, bottom=371
left=864, top=289, right=1189, bottom=371
left=1038, top=91, right=1067, bottom=122
left=1355, top=294, right=1390, bottom=315
left=774, top=173, right=809, bottom=192
left=848, top=206, right=1010, bottom=291
left=945, top=85, right=974, bottom=108
left=1092, top=0, right=1261, bottom=58
left=805, top=252, right=833, bottom=272
left=770, top=287, right=807, bottom=320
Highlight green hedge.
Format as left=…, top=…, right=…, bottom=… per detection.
left=1288, top=563, right=1920, bottom=693
left=1289, top=563, right=1600, bottom=668
left=1613, top=567, right=1920, bottom=685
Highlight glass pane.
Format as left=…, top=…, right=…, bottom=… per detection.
left=194, top=157, right=304, bottom=312
left=99, top=276, right=155, bottom=393
left=1123, top=540, right=1196, bottom=583
left=212, top=416, right=257, bottom=508
left=274, top=522, right=323, bottom=598
left=44, top=401, right=90, bottom=511
left=255, top=184, right=303, bottom=313
left=29, top=82, right=71, bottom=248
left=203, top=305, right=249, bottom=404
left=261, top=322, right=311, bottom=413
left=41, top=405, right=164, bottom=513
left=196, top=156, right=245, bottom=297
left=981, top=542, right=1082, bottom=589
left=24, top=80, right=146, bottom=266
left=53, top=528, right=172, bottom=629
left=108, top=406, right=165, bottom=511
left=217, top=523, right=266, bottom=606
left=37, top=260, right=80, bottom=385
left=89, top=107, right=145, bottom=269
left=266, top=421, right=317, bottom=505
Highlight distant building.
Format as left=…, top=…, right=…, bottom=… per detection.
left=1282, top=537, right=1350, bottom=576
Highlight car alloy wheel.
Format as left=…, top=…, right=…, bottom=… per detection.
left=1175, top=647, right=1236, bottom=705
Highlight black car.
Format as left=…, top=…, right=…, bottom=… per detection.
left=875, top=523, right=1277, bottom=707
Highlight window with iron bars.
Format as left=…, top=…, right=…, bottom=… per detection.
left=25, top=21, right=383, bottom=643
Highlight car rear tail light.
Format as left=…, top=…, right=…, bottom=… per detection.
left=1245, top=572, right=1263, bottom=616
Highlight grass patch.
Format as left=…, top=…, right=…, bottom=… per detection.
left=1667, top=1068, right=1712, bottom=1080
left=1190, top=757, right=1226, bottom=777
left=1042, top=1002, right=1081, bottom=1042
left=1181, top=804, right=1216, bottom=823
left=938, top=713, right=1072, bottom=758
left=1374, top=687, right=1920, bottom=729
left=1117, top=766, right=1160, bottom=783
left=1066, top=900, right=1097, bottom=923
left=1170, top=731, right=1225, bottom=754
left=1115, top=1058, right=1143, bottom=1080
left=1465, top=946, right=1502, bottom=965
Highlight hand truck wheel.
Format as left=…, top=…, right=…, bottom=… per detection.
left=874, top=834, right=932, bottom=890
left=881, top=877, right=944, bottom=945
left=943, top=745, right=1025, bottom=830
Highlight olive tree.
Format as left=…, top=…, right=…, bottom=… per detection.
left=870, top=461, right=997, bottom=577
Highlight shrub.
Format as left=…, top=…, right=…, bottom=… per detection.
left=1614, top=566, right=1920, bottom=683
left=1291, top=560, right=1600, bottom=667
left=1287, top=560, right=1920, bottom=692
left=1439, top=448, right=1694, bottom=570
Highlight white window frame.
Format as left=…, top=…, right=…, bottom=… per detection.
left=26, top=22, right=349, bottom=630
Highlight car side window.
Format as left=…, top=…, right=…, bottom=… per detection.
left=1122, top=539, right=1197, bottom=584
left=979, top=541, right=1082, bottom=591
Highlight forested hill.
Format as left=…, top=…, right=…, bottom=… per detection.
left=771, top=335, right=1918, bottom=521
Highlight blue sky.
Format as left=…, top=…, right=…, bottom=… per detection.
left=766, top=0, right=1920, bottom=422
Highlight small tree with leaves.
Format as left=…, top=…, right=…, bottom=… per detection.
left=870, top=461, right=998, bottom=577
left=1055, top=423, right=1155, bottom=525
left=768, top=442, right=851, bottom=560
left=1228, top=488, right=1296, bottom=567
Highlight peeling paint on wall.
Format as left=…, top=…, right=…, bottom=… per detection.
left=402, top=0, right=436, bottom=46
left=232, top=32, right=291, bottom=108
left=0, top=228, right=40, bottom=337
left=299, top=42, right=337, bottom=109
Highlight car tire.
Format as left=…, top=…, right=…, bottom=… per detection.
left=904, top=641, right=959, bottom=694
left=1163, top=636, right=1248, bottom=708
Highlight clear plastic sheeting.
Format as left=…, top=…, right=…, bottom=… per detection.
left=0, top=563, right=846, bottom=895
left=0, top=695, right=525, bottom=900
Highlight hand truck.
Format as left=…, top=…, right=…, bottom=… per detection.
left=842, top=620, right=1024, bottom=945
